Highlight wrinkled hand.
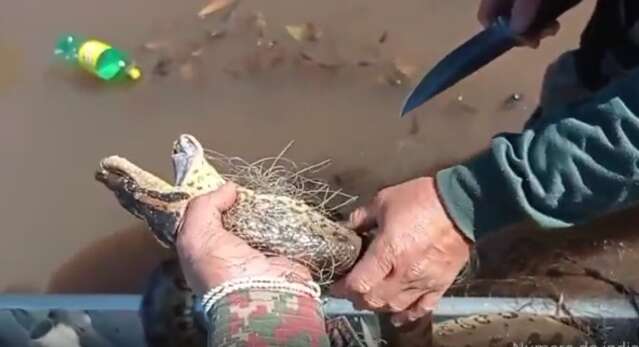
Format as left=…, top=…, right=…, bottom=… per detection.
left=331, top=177, right=472, bottom=326
left=175, top=182, right=311, bottom=295
left=478, top=0, right=561, bottom=48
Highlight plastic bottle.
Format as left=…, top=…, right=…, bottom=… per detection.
left=54, top=34, right=142, bottom=81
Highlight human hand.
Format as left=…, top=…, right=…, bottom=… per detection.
left=478, top=0, right=562, bottom=48
left=331, top=177, right=472, bottom=326
left=175, top=182, right=311, bottom=295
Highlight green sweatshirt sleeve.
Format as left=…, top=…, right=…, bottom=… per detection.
left=436, top=67, right=639, bottom=242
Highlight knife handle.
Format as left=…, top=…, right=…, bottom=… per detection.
left=526, top=0, right=582, bottom=36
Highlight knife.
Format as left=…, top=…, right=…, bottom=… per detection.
left=400, top=0, right=582, bottom=117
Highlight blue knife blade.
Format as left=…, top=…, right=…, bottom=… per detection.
left=400, top=18, right=517, bottom=117
left=400, top=0, right=582, bottom=117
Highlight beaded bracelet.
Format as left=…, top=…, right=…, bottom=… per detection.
left=201, top=276, right=322, bottom=315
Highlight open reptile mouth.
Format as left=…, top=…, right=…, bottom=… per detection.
left=96, top=165, right=127, bottom=181
left=94, top=156, right=188, bottom=248
left=171, top=135, right=202, bottom=186
left=95, top=159, right=138, bottom=190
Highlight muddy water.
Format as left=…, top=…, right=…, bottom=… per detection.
left=0, top=0, right=598, bottom=292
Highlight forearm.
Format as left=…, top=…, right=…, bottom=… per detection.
left=206, top=290, right=330, bottom=347
left=437, top=67, right=639, bottom=241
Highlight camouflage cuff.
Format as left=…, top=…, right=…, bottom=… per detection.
left=207, top=289, right=331, bottom=347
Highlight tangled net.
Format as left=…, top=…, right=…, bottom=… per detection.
left=204, top=142, right=359, bottom=285
left=204, top=141, right=358, bottom=216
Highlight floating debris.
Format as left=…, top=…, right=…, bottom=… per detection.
left=299, top=51, right=342, bottom=70
left=395, top=61, right=417, bottom=76
left=357, top=60, right=374, bottom=67
left=152, top=57, right=172, bottom=77
left=500, top=92, right=525, bottom=111
left=142, top=40, right=170, bottom=52
left=378, top=31, right=388, bottom=44
left=54, top=34, right=142, bottom=81
left=198, top=0, right=238, bottom=19
left=285, top=23, right=322, bottom=42
left=380, top=71, right=405, bottom=86
left=206, top=29, right=227, bottom=40
left=191, top=46, right=204, bottom=57
left=511, top=92, right=523, bottom=101
left=378, top=59, right=416, bottom=86
left=257, top=39, right=278, bottom=49
left=300, top=51, right=314, bottom=61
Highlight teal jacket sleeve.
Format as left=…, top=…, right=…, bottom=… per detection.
left=436, top=67, right=639, bottom=241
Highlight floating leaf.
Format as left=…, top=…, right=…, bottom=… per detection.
left=198, top=0, right=237, bottom=19
left=286, top=26, right=305, bottom=41
left=285, top=22, right=322, bottom=42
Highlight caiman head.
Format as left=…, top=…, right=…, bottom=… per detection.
left=95, top=134, right=225, bottom=247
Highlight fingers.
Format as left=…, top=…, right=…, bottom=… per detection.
left=385, top=289, right=422, bottom=313
left=478, top=0, right=548, bottom=36
left=510, top=0, right=542, bottom=34
left=358, top=259, right=433, bottom=312
left=346, top=203, right=378, bottom=231
left=391, top=291, right=442, bottom=327
left=540, top=20, right=561, bottom=38
left=331, top=235, right=393, bottom=298
left=478, top=0, right=512, bottom=27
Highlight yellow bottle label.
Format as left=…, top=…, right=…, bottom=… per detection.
left=77, top=40, right=111, bottom=73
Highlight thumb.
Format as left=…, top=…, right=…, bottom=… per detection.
left=206, top=182, right=239, bottom=213
left=346, top=203, right=378, bottom=232
left=178, top=182, right=238, bottom=243
left=187, top=182, right=238, bottom=217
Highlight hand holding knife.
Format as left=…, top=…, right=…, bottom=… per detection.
left=400, top=0, right=582, bottom=117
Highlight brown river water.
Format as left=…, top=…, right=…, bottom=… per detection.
left=7, top=0, right=634, bottom=298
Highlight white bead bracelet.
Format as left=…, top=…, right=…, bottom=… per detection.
left=201, top=276, right=322, bottom=315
